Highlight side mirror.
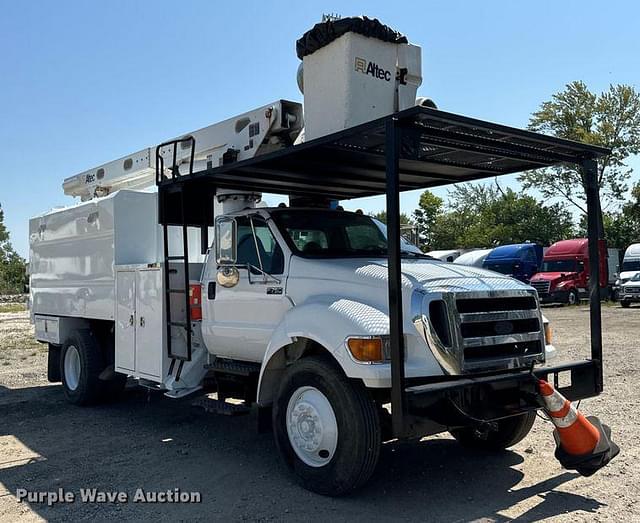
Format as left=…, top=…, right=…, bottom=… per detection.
left=217, top=266, right=240, bottom=288
left=215, top=217, right=237, bottom=265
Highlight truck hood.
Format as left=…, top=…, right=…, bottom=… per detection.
left=619, top=270, right=640, bottom=283
left=288, top=256, right=531, bottom=296
left=531, top=271, right=576, bottom=283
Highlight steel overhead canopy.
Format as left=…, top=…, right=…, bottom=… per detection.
left=157, top=105, right=611, bottom=200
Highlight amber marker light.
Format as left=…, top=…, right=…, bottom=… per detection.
left=347, top=337, right=385, bottom=363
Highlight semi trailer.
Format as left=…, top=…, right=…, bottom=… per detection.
left=29, top=16, right=616, bottom=495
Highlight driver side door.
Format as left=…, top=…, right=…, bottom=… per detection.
left=202, top=215, right=291, bottom=362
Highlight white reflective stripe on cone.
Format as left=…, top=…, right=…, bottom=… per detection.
left=549, top=405, right=579, bottom=429
left=542, top=389, right=567, bottom=412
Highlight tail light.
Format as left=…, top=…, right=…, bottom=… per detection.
left=189, top=282, right=202, bottom=321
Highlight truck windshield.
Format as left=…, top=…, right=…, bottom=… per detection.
left=271, top=209, right=426, bottom=258
left=541, top=260, right=577, bottom=272
left=622, top=260, right=640, bottom=271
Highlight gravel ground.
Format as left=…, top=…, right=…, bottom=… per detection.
left=0, top=304, right=638, bottom=522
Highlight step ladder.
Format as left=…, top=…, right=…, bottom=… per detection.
left=156, top=137, right=196, bottom=379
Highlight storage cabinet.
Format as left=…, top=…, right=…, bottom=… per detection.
left=115, top=265, right=165, bottom=381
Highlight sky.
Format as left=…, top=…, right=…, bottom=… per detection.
left=1, top=0, right=639, bottom=257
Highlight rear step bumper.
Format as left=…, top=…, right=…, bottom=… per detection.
left=400, top=360, right=600, bottom=438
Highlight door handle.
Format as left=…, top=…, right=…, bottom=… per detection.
left=139, top=316, right=145, bottom=327
left=129, top=314, right=134, bottom=326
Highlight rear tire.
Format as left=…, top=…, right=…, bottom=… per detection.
left=60, top=330, right=104, bottom=405
left=273, top=355, right=381, bottom=496
left=450, top=411, right=536, bottom=451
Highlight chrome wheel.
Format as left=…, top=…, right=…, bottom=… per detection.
left=286, top=386, right=338, bottom=467
left=64, top=345, right=81, bottom=391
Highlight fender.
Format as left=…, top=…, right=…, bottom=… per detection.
left=256, top=296, right=392, bottom=405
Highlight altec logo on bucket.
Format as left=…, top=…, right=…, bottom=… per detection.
left=354, top=57, right=391, bottom=81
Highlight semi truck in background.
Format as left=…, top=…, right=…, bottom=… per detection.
left=616, top=243, right=640, bottom=291
left=425, top=249, right=465, bottom=262
left=482, top=243, right=543, bottom=283
left=454, top=248, right=494, bottom=268
left=529, top=239, right=614, bottom=305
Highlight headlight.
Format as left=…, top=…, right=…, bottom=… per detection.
left=615, top=279, right=621, bottom=286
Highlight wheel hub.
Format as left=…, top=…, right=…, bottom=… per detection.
left=286, top=386, right=338, bottom=467
left=64, top=345, right=81, bottom=391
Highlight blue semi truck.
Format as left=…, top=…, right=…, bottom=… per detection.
left=482, top=243, right=543, bottom=283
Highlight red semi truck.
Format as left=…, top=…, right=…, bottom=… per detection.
left=530, top=239, right=609, bottom=305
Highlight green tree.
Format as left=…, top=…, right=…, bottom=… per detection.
left=412, top=191, right=443, bottom=249
left=370, top=211, right=411, bottom=225
left=577, top=182, right=640, bottom=248
left=519, top=81, right=640, bottom=215
left=0, top=203, right=27, bottom=294
left=428, top=183, right=574, bottom=249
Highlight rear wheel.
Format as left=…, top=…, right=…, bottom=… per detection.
left=61, top=330, right=104, bottom=405
left=273, top=356, right=381, bottom=496
left=450, top=411, right=536, bottom=450
left=60, top=330, right=125, bottom=405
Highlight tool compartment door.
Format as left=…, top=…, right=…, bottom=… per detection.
left=115, top=269, right=136, bottom=373
left=134, top=268, right=163, bottom=379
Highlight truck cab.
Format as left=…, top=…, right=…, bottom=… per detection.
left=482, top=243, right=542, bottom=283
left=530, top=239, right=608, bottom=305
left=617, top=243, right=640, bottom=288
left=203, top=206, right=553, bottom=392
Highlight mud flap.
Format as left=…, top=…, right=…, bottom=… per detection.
left=553, top=416, right=620, bottom=477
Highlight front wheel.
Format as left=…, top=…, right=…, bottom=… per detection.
left=450, top=411, right=536, bottom=451
left=567, top=289, right=579, bottom=305
left=621, top=299, right=631, bottom=308
left=272, top=356, right=381, bottom=496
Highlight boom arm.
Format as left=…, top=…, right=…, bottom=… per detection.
left=62, top=100, right=303, bottom=200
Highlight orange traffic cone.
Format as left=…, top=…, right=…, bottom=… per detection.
left=537, top=379, right=619, bottom=476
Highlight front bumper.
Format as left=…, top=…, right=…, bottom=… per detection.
left=538, top=289, right=569, bottom=304
left=400, top=360, right=600, bottom=438
left=621, top=292, right=640, bottom=302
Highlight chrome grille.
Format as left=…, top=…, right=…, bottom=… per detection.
left=412, top=289, right=545, bottom=375
left=530, top=280, right=550, bottom=295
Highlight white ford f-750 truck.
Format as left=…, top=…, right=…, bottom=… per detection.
left=29, top=17, right=614, bottom=495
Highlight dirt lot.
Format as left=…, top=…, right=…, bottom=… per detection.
left=0, top=304, right=638, bottom=522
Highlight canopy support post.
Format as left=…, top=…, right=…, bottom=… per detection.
left=583, top=158, right=603, bottom=393
left=385, top=118, right=407, bottom=437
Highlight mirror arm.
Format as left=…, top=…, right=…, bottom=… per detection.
left=248, top=217, right=267, bottom=283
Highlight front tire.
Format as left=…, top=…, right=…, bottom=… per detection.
left=567, top=289, right=579, bottom=306
left=621, top=299, right=631, bottom=308
left=60, top=330, right=105, bottom=405
left=450, top=411, right=536, bottom=451
left=273, top=356, right=381, bottom=496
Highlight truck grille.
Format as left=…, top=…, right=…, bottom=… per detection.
left=413, top=290, right=545, bottom=375
left=530, top=280, right=550, bottom=295
left=626, top=286, right=640, bottom=293
left=456, top=294, right=543, bottom=371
